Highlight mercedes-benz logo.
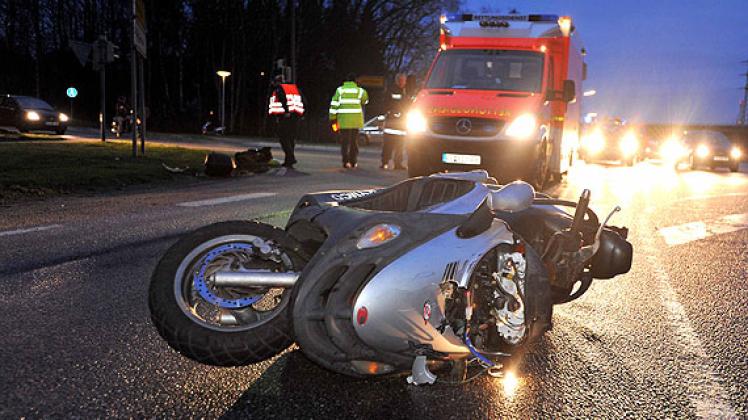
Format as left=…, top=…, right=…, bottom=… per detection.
left=455, top=118, right=472, bottom=135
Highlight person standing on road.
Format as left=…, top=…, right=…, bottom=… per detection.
left=268, top=74, right=305, bottom=168
left=329, top=73, right=368, bottom=169
left=381, top=73, right=409, bottom=170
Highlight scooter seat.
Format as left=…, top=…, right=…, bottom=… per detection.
left=345, top=177, right=475, bottom=212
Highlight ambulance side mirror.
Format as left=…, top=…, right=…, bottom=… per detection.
left=563, top=80, right=576, bottom=103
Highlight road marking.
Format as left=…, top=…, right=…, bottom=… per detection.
left=0, top=224, right=62, bottom=237
left=176, top=192, right=277, bottom=207
left=658, top=213, right=748, bottom=246
left=672, top=192, right=748, bottom=203
left=642, top=246, right=737, bottom=418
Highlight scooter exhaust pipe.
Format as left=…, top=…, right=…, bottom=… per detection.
left=210, top=271, right=299, bottom=288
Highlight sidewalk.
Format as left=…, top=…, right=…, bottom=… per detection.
left=65, top=126, right=380, bottom=156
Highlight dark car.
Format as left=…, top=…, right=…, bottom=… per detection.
left=0, top=95, right=68, bottom=134
left=579, top=118, right=641, bottom=166
left=676, top=130, right=741, bottom=172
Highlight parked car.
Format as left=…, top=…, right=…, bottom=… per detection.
left=358, top=114, right=385, bottom=145
left=0, top=95, right=68, bottom=135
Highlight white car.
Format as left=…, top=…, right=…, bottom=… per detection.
left=358, top=114, right=385, bottom=145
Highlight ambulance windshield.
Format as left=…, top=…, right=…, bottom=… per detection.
left=426, top=50, right=544, bottom=92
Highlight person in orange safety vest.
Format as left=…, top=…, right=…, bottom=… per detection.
left=268, top=74, right=305, bottom=168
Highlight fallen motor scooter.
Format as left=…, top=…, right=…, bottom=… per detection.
left=148, top=171, right=632, bottom=384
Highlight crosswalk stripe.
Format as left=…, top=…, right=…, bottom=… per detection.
left=658, top=213, right=748, bottom=246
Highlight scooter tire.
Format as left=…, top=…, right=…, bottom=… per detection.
left=148, top=221, right=308, bottom=366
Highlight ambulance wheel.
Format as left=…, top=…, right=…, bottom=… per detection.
left=531, top=141, right=551, bottom=190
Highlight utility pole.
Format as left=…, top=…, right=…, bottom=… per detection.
left=739, top=60, right=748, bottom=126
left=131, top=29, right=138, bottom=157
left=97, top=36, right=107, bottom=142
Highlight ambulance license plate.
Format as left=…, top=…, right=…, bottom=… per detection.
left=45, top=121, right=59, bottom=126
left=714, top=156, right=729, bottom=161
left=442, top=153, right=481, bottom=165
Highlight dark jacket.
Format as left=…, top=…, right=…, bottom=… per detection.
left=385, top=84, right=409, bottom=131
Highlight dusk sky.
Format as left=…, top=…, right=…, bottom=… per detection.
left=465, top=1, right=748, bottom=124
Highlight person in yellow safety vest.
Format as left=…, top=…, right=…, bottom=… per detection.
left=268, top=74, right=305, bottom=168
left=329, top=73, right=368, bottom=169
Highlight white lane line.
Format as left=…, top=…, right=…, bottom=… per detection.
left=672, top=192, right=748, bottom=203
left=176, top=192, right=277, bottom=207
left=642, top=247, right=737, bottom=418
left=0, top=224, right=62, bottom=237
left=658, top=213, right=748, bottom=246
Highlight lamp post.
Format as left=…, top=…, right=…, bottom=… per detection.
left=216, top=70, right=232, bottom=130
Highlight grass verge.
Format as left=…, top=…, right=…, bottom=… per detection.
left=0, top=141, right=208, bottom=203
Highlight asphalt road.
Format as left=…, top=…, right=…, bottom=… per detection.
left=1, top=135, right=747, bottom=418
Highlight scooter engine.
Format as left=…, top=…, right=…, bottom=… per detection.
left=444, top=244, right=528, bottom=353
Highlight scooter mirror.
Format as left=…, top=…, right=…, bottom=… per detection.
left=488, top=181, right=535, bottom=213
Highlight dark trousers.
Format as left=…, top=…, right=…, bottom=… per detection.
left=382, top=133, right=405, bottom=167
left=340, top=129, right=359, bottom=165
left=277, top=117, right=296, bottom=166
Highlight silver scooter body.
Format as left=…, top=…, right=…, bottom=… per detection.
left=352, top=171, right=534, bottom=355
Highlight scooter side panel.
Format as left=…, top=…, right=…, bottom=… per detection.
left=352, top=220, right=515, bottom=354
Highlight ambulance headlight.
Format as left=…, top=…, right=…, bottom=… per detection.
left=620, top=132, right=639, bottom=157
left=505, top=114, right=537, bottom=140
left=59, top=113, right=69, bottom=122
left=730, top=147, right=742, bottom=160
left=25, top=111, right=41, bottom=121
left=406, top=110, right=428, bottom=134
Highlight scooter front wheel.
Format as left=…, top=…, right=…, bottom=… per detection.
left=149, top=221, right=308, bottom=366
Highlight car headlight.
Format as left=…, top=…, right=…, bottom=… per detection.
left=59, top=113, right=69, bottom=122
left=356, top=224, right=401, bottom=249
left=620, top=132, right=639, bottom=156
left=730, top=147, right=742, bottom=159
left=583, top=130, right=605, bottom=154
left=696, top=144, right=710, bottom=158
left=25, top=111, right=40, bottom=121
left=660, top=137, right=684, bottom=159
left=406, top=110, right=427, bottom=134
left=505, top=113, right=537, bottom=139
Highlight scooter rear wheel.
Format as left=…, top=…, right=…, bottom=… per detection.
left=149, top=221, right=308, bottom=366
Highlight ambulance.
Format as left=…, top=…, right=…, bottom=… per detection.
left=406, top=14, right=585, bottom=187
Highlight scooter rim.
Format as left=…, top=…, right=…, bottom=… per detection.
left=173, top=234, right=294, bottom=333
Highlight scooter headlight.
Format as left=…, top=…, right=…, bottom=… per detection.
left=505, top=113, right=537, bottom=140
left=356, top=224, right=401, bottom=249
left=406, top=110, right=427, bottom=134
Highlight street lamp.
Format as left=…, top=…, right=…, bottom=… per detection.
left=216, top=70, right=232, bottom=130
left=583, top=89, right=597, bottom=97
